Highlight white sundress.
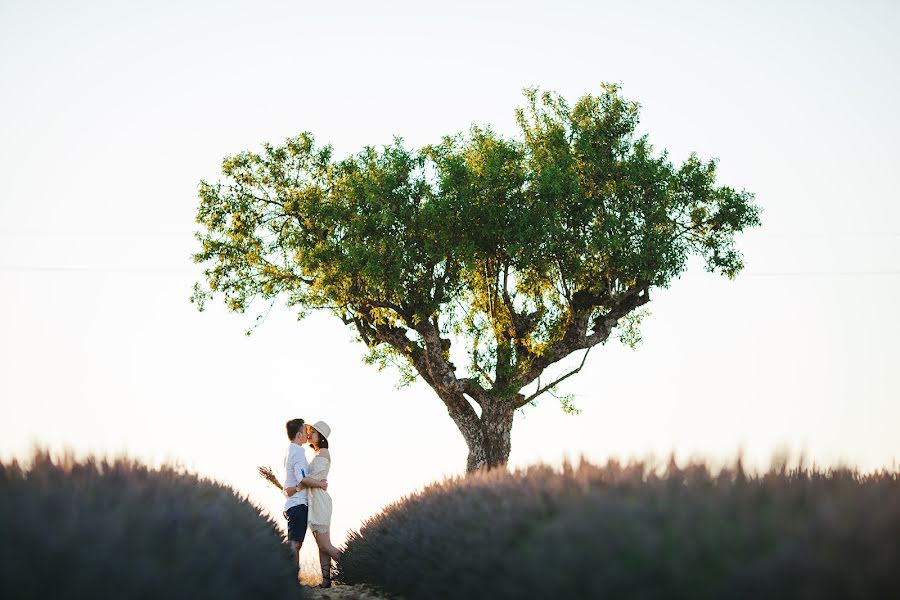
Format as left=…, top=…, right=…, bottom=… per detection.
left=306, top=454, right=332, bottom=533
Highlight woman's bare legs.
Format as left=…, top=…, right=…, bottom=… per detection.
left=318, top=550, right=331, bottom=587
left=312, top=529, right=341, bottom=587
left=312, top=529, right=341, bottom=560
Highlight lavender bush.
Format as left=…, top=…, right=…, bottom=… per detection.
left=0, top=450, right=302, bottom=599
left=337, top=458, right=900, bottom=599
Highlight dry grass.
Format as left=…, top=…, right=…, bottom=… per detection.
left=298, top=555, right=325, bottom=586
left=337, top=456, right=900, bottom=599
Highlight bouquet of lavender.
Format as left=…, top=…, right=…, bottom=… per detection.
left=258, top=465, right=283, bottom=492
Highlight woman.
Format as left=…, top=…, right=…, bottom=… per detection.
left=257, top=420, right=340, bottom=588
left=304, top=420, right=340, bottom=588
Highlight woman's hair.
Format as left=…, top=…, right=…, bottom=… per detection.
left=310, top=430, right=329, bottom=450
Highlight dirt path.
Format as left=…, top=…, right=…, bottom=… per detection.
left=302, top=583, right=398, bottom=599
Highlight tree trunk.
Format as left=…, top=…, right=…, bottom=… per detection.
left=462, top=402, right=515, bottom=472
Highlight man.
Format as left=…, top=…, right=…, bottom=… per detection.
left=282, top=418, right=328, bottom=579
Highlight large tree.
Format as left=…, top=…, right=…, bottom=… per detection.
left=192, top=85, right=760, bottom=472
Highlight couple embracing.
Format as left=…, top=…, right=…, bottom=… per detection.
left=259, top=418, right=340, bottom=588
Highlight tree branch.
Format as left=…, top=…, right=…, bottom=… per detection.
left=518, top=347, right=591, bottom=407
left=472, top=353, right=496, bottom=386
left=512, top=282, right=649, bottom=391
left=586, top=284, right=651, bottom=345
left=414, top=317, right=459, bottom=392
left=459, top=377, right=490, bottom=406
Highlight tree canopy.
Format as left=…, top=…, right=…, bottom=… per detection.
left=192, top=85, right=760, bottom=470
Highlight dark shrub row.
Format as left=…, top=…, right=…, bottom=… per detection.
left=337, top=458, right=900, bottom=599
left=0, top=451, right=301, bottom=599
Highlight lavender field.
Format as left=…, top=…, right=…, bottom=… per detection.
left=338, top=457, right=900, bottom=599
left=0, top=451, right=302, bottom=599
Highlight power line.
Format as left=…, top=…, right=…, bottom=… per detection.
left=741, top=271, right=900, bottom=278
left=752, top=232, right=900, bottom=238
left=1, top=265, right=899, bottom=277
left=0, top=231, right=194, bottom=237
left=2, top=231, right=900, bottom=238
left=0, top=265, right=197, bottom=274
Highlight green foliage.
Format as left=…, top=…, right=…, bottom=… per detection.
left=520, top=386, right=583, bottom=414
left=0, top=451, right=302, bottom=599
left=193, top=85, right=760, bottom=405
left=616, top=306, right=649, bottom=349
left=362, top=343, right=418, bottom=389
left=554, top=391, right=582, bottom=415
left=337, top=458, right=900, bottom=599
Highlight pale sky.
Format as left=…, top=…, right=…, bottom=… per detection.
left=2, top=0, right=899, bottom=557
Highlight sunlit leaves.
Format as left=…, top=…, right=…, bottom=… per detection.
left=193, top=86, right=760, bottom=407
left=615, top=307, right=650, bottom=350
left=363, top=344, right=418, bottom=389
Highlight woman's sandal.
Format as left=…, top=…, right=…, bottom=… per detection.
left=319, top=566, right=332, bottom=588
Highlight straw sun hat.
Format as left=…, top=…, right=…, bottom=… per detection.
left=309, top=421, right=331, bottom=439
